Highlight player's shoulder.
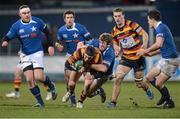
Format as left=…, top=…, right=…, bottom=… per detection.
left=31, top=16, right=45, bottom=24
left=59, top=25, right=66, bottom=31
left=106, top=45, right=115, bottom=54
left=32, top=16, right=42, bottom=21
left=126, top=19, right=137, bottom=25
left=75, top=23, right=86, bottom=29
left=11, top=19, right=21, bottom=29
left=156, top=23, right=167, bottom=32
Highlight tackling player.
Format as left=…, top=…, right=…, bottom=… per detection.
left=63, top=46, right=103, bottom=106
left=76, top=33, right=115, bottom=108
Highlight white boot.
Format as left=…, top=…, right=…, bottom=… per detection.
left=62, top=92, right=71, bottom=103
left=6, top=91, right=20, bottom=98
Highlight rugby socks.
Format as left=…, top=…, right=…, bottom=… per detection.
left=30, top=85, right=44, bottom=106
left=159, top=86, right=171, bottom=102
left=14, top=77, right=22, bottom=92
left=79, top=90, right=86, bottom=103
left=43, top=76, right=54, bottom=90
left=150, top=78, right=171, bottom=102
left=149, top=78, right=156, bottom=87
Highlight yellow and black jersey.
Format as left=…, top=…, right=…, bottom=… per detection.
left=67, top=46, right=103, bottom=66
left=112, top=20, right=144, bottom=60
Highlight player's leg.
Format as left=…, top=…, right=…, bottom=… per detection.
left=155, top=72, right=175, bottom=108
left=43, top=75, right=52, bottom=101
left=62, top=69, right=71, bottom=102
left=23, top=65, right=45, bottom=107
left=68, top=71, right=82, bottom=106
left=77, top=72, right=93, bottom=108
left=87, top=74, right=108, bottom=103
left=108, top=64, right=131, bottom=108
left=134, top=70, right=154, bottom=100
left=33, top=51, right=57, bottom=101
left=6, top=66, right=22, bottom=98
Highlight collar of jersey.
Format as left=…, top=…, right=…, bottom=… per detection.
left=20, top=18, right=37, bottom=25
left=155, top=21, right=162, bottom=29
left=66, top=23, right=78, bottom=31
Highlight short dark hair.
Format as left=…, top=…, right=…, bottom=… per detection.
left=147, top=9, right=161, bottom=21
left=19, top=5, right=30, bottom=10
left=85, top=46, right=95, bottom=57
left=113, top=8, right=125, bottom=15
left=63, top=10, right=75, bottom=19
left=99, top=33, right=113, bottom=45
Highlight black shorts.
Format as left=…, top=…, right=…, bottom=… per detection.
left=64, top=60, right=78, bottom=72
left=120, top=56, right=146, bottom=72
left=90, top=70, right=110, bottom=87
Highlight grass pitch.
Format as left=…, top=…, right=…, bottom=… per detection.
left=0, top=81, right=180, bottom=118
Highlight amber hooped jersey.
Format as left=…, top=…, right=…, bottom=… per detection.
left=112, top=20, right=145, bottom=60
left=67, top=46, right=103, bottom=67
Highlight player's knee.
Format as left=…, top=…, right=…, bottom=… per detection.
left=135, top=72, right=144, bottom=79
left=114, top=78, right=123, bottom=86
left=116, top=72, right=125, bottom=80
left=135, top=78, right=143, bottom=88
left=68, top=80, right=76, bottom=88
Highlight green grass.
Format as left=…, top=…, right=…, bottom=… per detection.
left=0, top=81, right=180, bottom=118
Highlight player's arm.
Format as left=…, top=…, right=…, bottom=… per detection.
left=90, top=63, right=108, bottom=73
left=42, top=25, right=54, bottom=56
left=131, top=21, right=149, bottom=49
left=141, top=30, right=149, bottom=49
left=1, top=36, right=11, bottom=47
left=80, top=24, right=93, bottom=45
left=146, top=49, right=160, bottom=56
left=2, top=23, right=17, bottom=47
left=145, top=36, right=163, bottom=54
left=137, top=36, right=163, bottom=56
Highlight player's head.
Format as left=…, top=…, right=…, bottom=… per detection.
left=63, top=10, right=75, bottom=28
left=84, top=46, right=95, bottom=62
left=19, top=5, right=31, bottom=22
left=113, top=8, right=125, bottom=27
left=99, top=33, right=113, bottom=52
left=147, top=9, right=161, bottom=28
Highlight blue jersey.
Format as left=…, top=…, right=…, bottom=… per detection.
left=57, top=23, right=91, bottom=55
left=89, top=39, right=115, bottom=75
left=156, top=22, right=178, bottom=58
left=6, top=16, right=46, bottom=55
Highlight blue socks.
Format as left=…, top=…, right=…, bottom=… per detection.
left=30, top=85, right=44, bottom=106
left=43, top=76, right=54, bottom=90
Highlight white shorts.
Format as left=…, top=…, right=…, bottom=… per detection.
left=157, top=57, right=180, bottom=76
left=17, top=61, right=23, bottom=70
left=19, top=51, right=44, bottom=70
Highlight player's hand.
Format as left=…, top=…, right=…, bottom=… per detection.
left=136, top=49, right=146, bottom=56
left=48, top=46, right=54, bottom=56
left=79, top=67, right=85, bottom=73
left=144, top=52, right=151, bottom=57
left=2, top=41, right=8, bottom=47
left=55, top=42, right=64, bottom=52
left=76, top=42, right=84, bottom=50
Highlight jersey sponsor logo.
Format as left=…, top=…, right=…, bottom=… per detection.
left=20, top=34, right=30, bottom=39
left=31, top=33, right=37, bottom=38
left=63, top=34, right=68, bottom=38
left=120, top=36, right=136, bottom=48
left=19, top=29, right=25, bottom=34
